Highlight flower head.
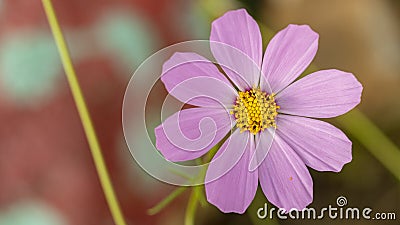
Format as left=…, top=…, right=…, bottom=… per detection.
left=232, top=88, right=279, bottom=133
left=155, top=9, right=362, bottom=213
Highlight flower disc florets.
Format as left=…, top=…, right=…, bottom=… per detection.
left=231, top=88, right=279, bottom=134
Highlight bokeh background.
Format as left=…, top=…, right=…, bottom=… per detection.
left=0, top=0, right=399, bottom=225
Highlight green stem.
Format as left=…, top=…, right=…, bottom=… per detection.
left=185, top=189, right=199, bottom=225
left=148, top=186, right=188, bottom=215
left=41, top=1, right=127, bottom=225
left=194, top=185, right=207, bottom=207
left=336, top=109, right=400, bottom=181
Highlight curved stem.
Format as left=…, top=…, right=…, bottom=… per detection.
left=336, top=110, right=400, bottom=181
left=185, top=188, right=199, bottom=225
left=41, top=1, right=127, bottom=225
left=148, top=186, right=188, bottom=215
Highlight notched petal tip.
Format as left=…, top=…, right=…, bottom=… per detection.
left=212, top=8, right=250, bottom=21
left=329, top=140, right=353, bottom=173
left=210, top=8, right=262, bottom=90
left=154, top=124, right=174, bottom=162
left=161, top=51, right=207, bottom=76
left=330, top=69, right=364, bottom=111
left=276, top=115, right=354, bottom=173
left=259, top=134, right=314, bottom=212
left=206, top=195, right=248, bottom=214
left=287, top=23, right=319, bottom=34
left=205, top=130, right=257, bottom=214
left=276, top=69, right=364, bottom=118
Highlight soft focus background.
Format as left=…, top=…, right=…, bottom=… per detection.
left=0, top=0, right=399, bottom=225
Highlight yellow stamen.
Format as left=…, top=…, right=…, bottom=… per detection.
left=231, top=88, right=279, bottom=134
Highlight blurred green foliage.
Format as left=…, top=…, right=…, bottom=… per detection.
left=0, top=32, right=61, bottom=105
left=95, top=9, right=159, bottom=73
left=0, top=201, right=66, bottom=225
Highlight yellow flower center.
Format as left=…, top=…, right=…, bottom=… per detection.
left=231, top=88, right=279, bottom=134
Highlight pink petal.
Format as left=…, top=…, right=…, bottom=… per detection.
left=210, top=9, right=262, bottom=90
left=261, top=24, right=319, bottom=93
left=161, top=52, right=237, bottom=107
left=205, top=130, right=257, bottom=213
left=204, top=129, right=249, bottom=183
left=276, top=115, right=352, bottom=172
left=276, top=69, right=363, bottom=118
left=155, top=108, right=234, bottom=162
left=259, top=134, right=313, bottom=212
left=248, top=128, right=275, bottom=172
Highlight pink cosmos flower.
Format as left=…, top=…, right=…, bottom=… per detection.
left=155, top=9, right=362, bottom=213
